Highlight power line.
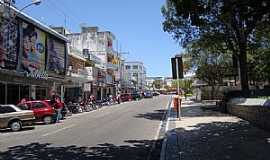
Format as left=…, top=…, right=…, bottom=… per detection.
left=46, top=0, right=84, bottom=29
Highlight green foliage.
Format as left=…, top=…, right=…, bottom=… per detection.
left=248, top=26, right=270, bottom=82
left=152, top=79, right=163, bottom=89
left=162, top=0, right=270, bottom=93
left=172, top=79, right=193, bottom=94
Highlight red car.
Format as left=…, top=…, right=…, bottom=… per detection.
left=18, top=100, right=56, bottom=124
left=120, top=93, right=132, bottom=102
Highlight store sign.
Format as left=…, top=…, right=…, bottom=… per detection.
left=83, top=83, right=91, bottom=92
left=25, top=70, right=48, bottom=80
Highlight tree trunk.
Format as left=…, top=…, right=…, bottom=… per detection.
left=238, top=42, right=249, bottom=97
left=210, top=85, right=215, bottom=100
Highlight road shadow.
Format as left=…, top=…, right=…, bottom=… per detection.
left=0, top=139, right=163, bottom=160
left=134, top=109, right=167, bottom=121
left=171, top=120, right=270, bottom=160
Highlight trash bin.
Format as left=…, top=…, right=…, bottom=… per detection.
left=173, top=96, right=181, bottom=112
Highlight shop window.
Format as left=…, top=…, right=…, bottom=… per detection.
left=125, top=65, right=131, bottom=70
left=133, top=65, right=138, bottom=69
left=7, top=84, right=19, bottom=104
left=36, top=86, right=47, bottom=100
left=20, top=85, right=30, bottom=100
left=0, top=83, right=5, bottom=104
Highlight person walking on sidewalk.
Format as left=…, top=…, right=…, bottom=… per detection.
left=52, top=95, right=63, bottom=123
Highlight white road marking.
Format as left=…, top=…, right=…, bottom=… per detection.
left=160, top=97, right=173, bottom=160
left=155, top=97, right=171, bottom=140
left=147, top=96, right=172, bottom=160
left=40, top=124, right=75, bottom=137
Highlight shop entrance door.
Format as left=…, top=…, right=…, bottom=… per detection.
left=36, top=86, right=47, bottom=100
left=0, top=82, right=5, bottom=104
left=7, top=83, right=19, bottom=104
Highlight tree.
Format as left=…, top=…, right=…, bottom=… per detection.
left=186, top=34, right=233, bottom=99
left=152, top=79, right=163, bottom=90
left=248, top=26, right=270, bottom=84
left=162, top=0, right=270, bottom=96
left=172, top=79, right=193, bottom=97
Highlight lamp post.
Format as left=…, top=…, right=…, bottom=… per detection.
left=1, top=0, right=42, bottom=25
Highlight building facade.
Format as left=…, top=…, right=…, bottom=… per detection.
left=0, top=4, right=68, bottom=104
left=124, top=61, right=146, bottom=92
left=67, top=26, right=121, bottom=100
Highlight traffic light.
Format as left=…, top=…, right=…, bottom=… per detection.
left=171, top=56, right=183, bottom=79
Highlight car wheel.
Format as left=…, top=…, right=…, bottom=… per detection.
left=43, top=116, right=53, bottom=124
left=9, top=121, right=22, bottom=132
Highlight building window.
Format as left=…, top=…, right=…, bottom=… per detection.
left=133, top=65, right=138, bottom=69
left=125, top=65, right=131, bottom=69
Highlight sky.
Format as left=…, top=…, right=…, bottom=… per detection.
left=16, top=0, right=181, bottom=77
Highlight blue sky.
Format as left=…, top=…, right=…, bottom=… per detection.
left=16, top=0, right=181, bottom=77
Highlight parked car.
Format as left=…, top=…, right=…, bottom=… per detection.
left=144, top=91, right=153, bottom=98
left=44, top=100, right=71, bottom=117
left=131, top=92, right=142, bottom=100
left=0, top=105, right=35, bottom=131
left=120, top=93, right=132, bottom=102
left=18, top=100, right=56, bottom=124
left=153, top=91, right=160, bottom=96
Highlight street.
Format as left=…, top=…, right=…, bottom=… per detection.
left=0, top=96, right=170, bottom=160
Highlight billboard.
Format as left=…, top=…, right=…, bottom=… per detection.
left=19, top=22, right=46, bottom=74
left=0, top=17, right=19, bottom=70
left=47, top=36, right=66, bottom=76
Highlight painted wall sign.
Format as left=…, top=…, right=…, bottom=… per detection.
left=47, top=36, right=65, bottom=76
left=19, top=22, right=46, bottom=73
left=0, top=17, right=19, bottom=70
left=25, top=70, right=48, bottom=80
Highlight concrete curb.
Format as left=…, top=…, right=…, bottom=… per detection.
left=160, top=97, right=173, bottom=160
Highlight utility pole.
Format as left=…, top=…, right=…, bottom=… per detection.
left=175, top=57, right=181, bottom=120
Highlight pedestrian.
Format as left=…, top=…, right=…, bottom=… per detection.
left=53, top=96, right=63, bottom=123
left=117, top=92, right=121, bottom=104
left=20, top=97, right=27, bottom=104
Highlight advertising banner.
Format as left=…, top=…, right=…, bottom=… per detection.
left=47, top=36, right=66, bottom=76
left=0, top=17, right=19, bottom=70
left=20, top=22, right=46, bottom=75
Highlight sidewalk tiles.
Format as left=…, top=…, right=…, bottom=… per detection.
left=161, top=100, right=270, bottom=160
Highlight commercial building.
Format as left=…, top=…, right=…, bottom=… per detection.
left=67, top=26, right=121, bottom=100
left=124, top=61, right=146, bottom=92
left=0, top=4, right=68, bottom=104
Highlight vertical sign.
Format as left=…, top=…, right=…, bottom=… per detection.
left=171, top=56, right=183, bottom=79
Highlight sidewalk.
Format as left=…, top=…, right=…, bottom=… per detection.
left=161, top=99, right=270, bottom=160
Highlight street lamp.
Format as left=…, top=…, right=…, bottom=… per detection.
left=1, top=0, right=42, bottom=49
left=19, top=0, right=41, bottom=12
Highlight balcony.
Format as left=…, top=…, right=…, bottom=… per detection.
left=107, top=62, right=118, bottom=70
left=67, top=67, right=98, bottom=82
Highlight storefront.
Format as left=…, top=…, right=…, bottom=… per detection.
left=0, top=6, right=68, bottom=104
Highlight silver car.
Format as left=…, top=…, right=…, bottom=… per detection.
left=0, top=105, right=35, bottom=132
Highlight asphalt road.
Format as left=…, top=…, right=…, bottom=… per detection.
left=0, top=95, right=170, bottom=160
